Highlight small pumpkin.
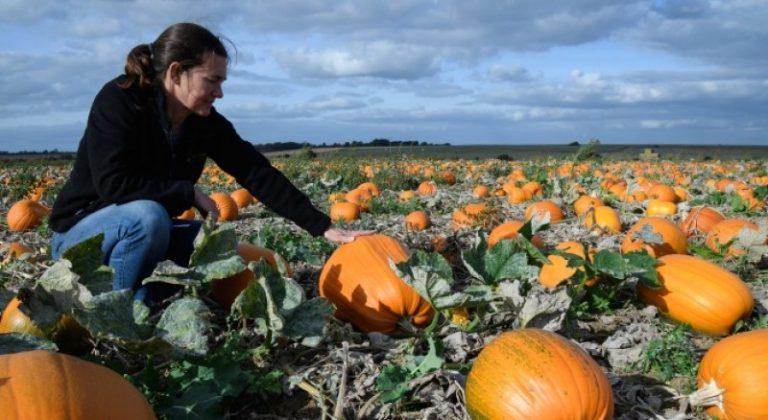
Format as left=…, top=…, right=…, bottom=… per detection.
left=345, top=188, right=372, bottom=212
left=524, top=200, right=564, bottom=223
left=230, top=188, right=255, bottom=208
left=209, top=192, right=238, bottom=221
left=465, top=328, right=614, bottom=419
left=210, top=243, right=291, bottom=309
left=416, top=181, right=438, bottom=197
left=175, top=207, right=198, bottom=220
left=0, top=350, right=156, bottom=419
left=637, top=254, right=753, bottom=335
left=645, top=199, right=677, bottom=217
left=7, top=199, right=50, bottom=231
left=573, top=195, right=604, bottom=217
left=318, top=235, right=433, bottom=333
left=689, top=329, right=768, bottom=419
left=584, top=205, right=621, bottom=234
left=679, top=206, right=724, bottom=237
left=330, top=202, right=360, bottom=222
left=648, top=184, right=678, bottom=203
left=487, top=220, right=543, bottom=249
left=506, top=187, right=530, bottom=204
left=621, top=217, right=687, bottom=257
left=404, top=210, right=430, bottom=231
left=1, top=297, right=92, bottom=355
left=1, top=242, right=34, bottom=260
left=356, top=181, right=381, bottom=197
left=472, top=185, right=490, bottom=198
left=398, top=190, right=416, bottom=202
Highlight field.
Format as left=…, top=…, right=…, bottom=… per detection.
left=1, top=144, right=768, bottom=419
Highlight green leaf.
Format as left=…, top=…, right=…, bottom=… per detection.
left=376, top=365, right=412, bottom=403
left=0, top=333, right=57, bottom=355
left=163, top=381, right=223, bottom=420
left=252, top=261, right=304, bottom=317
left=230, top=281, right=268, bottom=320
left=391, top=250, right=467, bottom=310
left=592, top=250, right=629, bottom=279
left=483, top=242, right=539, bottom=282
left=282, top=298, right=334, bottom=347
left=142, top=260, right=204, bottom=288
left=155, top=297, right=212, bottom=357
left=72, top=289, right=153, bottom=343
left=60, top=233, right=113, bottom=293
left=410, top=334, right=444, bottom=376
left=189, top=220, right=245, bottom=282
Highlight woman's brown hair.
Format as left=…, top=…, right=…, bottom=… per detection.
left=120, top=22, right=230, bottom=90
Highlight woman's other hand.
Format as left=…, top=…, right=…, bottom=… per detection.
left=323, top=226, right=375, bottom=244
left=193, top=187, right=220, bottom=221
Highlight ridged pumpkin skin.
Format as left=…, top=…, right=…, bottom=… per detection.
left=345, top=188, right=372, bottom=212
left=680, top=206, right=724, bottom=237
left=209, top=192, right=238, bottom=221
left=706, top=219, right=759, bottom=257
left=524, top=200, right=564, bottom=223
left=7, top=199, right=50, bottom=231
left=637, top=254, right=753, bottom=335
left=487, top=221, right=543, bottom=249
left=692, top=329, right=768, bottom=419
left=416, top=181, right=437, bottom=196
left=318, top=235, right=433, bottom=333
left=0, top=350, right=156, bottom=420
left=210, top=243, right=291, bottom=309
left=465, top=329, right=614, bottom=419
left=621, top=217, right=687, bottom=257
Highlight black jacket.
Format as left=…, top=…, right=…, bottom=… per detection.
left=50, top=75, right=331, bottom=236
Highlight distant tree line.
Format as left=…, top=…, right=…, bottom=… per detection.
left=253, top=138, right=449, bottom=152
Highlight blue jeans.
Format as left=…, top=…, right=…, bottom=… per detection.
left=51, top=200, right=201, bottom=304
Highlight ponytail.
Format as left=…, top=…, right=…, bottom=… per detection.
left=119, top=43, right=157, bottom=90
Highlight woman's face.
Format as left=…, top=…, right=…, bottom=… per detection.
left=173, top=53, right=227, bottom=117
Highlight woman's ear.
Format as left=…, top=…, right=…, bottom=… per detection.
left=166, top=61, right=182, bottom=85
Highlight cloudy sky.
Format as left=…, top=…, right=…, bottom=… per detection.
left=1, top=0, right=766, bottom=151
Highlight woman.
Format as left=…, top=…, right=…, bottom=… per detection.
left=49, top=22, right=370, bottom=303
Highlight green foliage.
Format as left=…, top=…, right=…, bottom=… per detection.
left=636, top=324, right=698, bottom=391
left=461, top=236, right=539, bottom=285
left=367, top=194, right=422, bottom=216
left=375, top=334, right=444, bottom=403
left=249, top=224, right=335, bottom=266
left=574, top=138, right=601, bottom=162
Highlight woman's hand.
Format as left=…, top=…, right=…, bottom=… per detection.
left=193, top=187, right=220, bottom=221
left=323, top=226, right=375, bottom=244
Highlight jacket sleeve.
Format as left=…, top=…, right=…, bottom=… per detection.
left=85, top=84, right=195, bottom=215
left=204, top=111, right=332, bottom=237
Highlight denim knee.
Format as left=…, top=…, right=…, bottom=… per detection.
left=121, top=200, right=172, bottom=246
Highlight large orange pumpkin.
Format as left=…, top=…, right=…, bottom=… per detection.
left=465, top=329, right=613, bottom=419
left=679, top=206, right=724, bottom=237
left=637, top=254, right=753, bottom=335
left=690, top=329, right=768, bottom=419
left=318, top=235, right=433, bottom=333
left=7, top=199, right=50, bottom=231
left=209, top=243, right=291, bottom=309
left=330, top=202, right=360, bottom=222
left=416, top=181, right=437, bottom=197
left=621, top=217, right=687, bottom=257
left=0, top=350, right=156, bottom=419
left=209, top=192, right=238, bottom=221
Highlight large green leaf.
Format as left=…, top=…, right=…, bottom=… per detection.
left=283, top=298, right=334, bottom=347
left=155, top=297, right=212, bottom=357
left=391, top=250, right=467, bottom=309
left=72, top=289, right=153, bottom=342
left=189, top=220, right=245, bottom=282
left=60, top=233, right=113, bottom=293
left=461, top=234, right=538, bottom=284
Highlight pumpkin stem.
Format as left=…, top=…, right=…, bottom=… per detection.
left=688, top=379, right=725, bottom=413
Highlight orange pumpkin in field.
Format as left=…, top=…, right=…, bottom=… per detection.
left=404, top=211, right=430, bottom=231
left=524, top=200, right=564, bottom=223
left=705, top=219, right=761, bottom=257
left=398, top=190, right=416, bottom=202
left=318, top=235, right=433, bottom=333
left=690, top=329, right=768, bottom=419
left=176, top=207, right=198, bottom=220
left=345, top=188, right=372, bottom=212
left=7, top=199, right=50, bottom=231
left=573, top=195, right=604, bottom=217
left=487, top=221, right=544, bottom=249
left=0, top=350, right=156, bottom=420
left=637, top=254, right=753, bottom=335
left=472, top=185, right=490, bottom=198
left=539, top=241, right=597, bottom=289
left=210, top=243, right=291, bottom=309
left=584, top=206, right=621, bottom=234
left=679, top=206, right=724, bottom=237
left=1, top=242, right=33, bottom=260
left=621, top=217, right=687, bottom=257
left=645, top=199, right=677, bottom=217
left=329, top=202, right=360, bottom=222
left=417, top=181, right=438, bottom=197
left=506, top=187, right=530, bottom=204
left=209, top=192, right=238, bottom=221
left=465, top=329, right=613, bottom=419
left=356, top=182, right=381, bottom=197
left=648, top=184, right=678, bottom=203
left=230, top=188, right=255, bottom=208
